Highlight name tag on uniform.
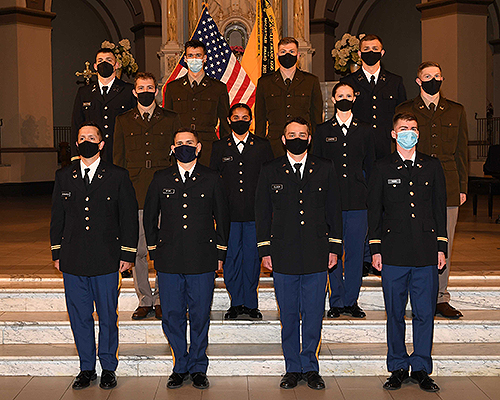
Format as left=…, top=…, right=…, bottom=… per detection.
left=387, top=179, right=401, bottom=185
left=61, top=191, right=71, bottom=197
left=222, top=156, right=233, bottom=163
left=326, top=137, right=337, bottom=142
left=271, top=184, right=283, bottom=191
left=82, top=102, right=91, bottom=107
left=163, top=188, right=176, bottom=195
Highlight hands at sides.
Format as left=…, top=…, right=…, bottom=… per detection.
left=372, top=253, right=382, bottom=272
left=262, top=255, right=273, bottom=271
left=328, top=253, right=338, bottom=270
left=437, top=251, right=446, bottom=270
left=120, top=261, right=133, bottom=272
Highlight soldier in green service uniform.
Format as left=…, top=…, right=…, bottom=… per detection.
left=114, top=72, right=181, bottom=321
left=254, top=37, right=323, bottom=157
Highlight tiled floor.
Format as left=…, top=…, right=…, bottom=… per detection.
left=0, top=193, right=499, bottom=277
left=0, top=375, right=499, bottom=400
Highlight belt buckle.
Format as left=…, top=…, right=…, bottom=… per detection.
left=145, top=160, right=152, bottom=169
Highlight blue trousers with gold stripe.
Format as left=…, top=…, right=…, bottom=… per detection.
left=157, top=271, right=215, bottom=374
left=274, top=271, right=327, bottom=373
left=224, top=221, right=261, bottom=309
left=63, top=271, right=120, bottom=372
left=382, top=264, right=438, bottom=374
left=329, top=209, right=367, bottom=308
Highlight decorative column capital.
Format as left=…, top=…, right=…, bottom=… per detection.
left=417, top=0, right=492, bottom=20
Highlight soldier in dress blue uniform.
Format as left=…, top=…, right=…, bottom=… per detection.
left=255, top=117, right=343, bottom=390
left=368, top=112, right=447, bottom=393
left=143, top=128, right=230, bottom=390
left=164, top=40, right=231, bottom=166
left=313, top=82, right=375, bottom=319
left=50, top=122, right=139, bottom=390
left=71, top=48, right=137, bottom=162
left=210, top=103, right=274, bottom=320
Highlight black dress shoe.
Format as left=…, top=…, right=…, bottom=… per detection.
left=166, top=372, right=189, bottom=389
left=244, top=307, right=263, bottom=319
left=224, top=305, right=244, bottom=319
left=435, top=302, right=463, bottom=319
left=343, top=303, right=366, bottom=318
left=410, top=370, right=440, bottom=392
left=303, top=371, right=325, bottom=390
left=72, top=370, right=97, bottom=390
left=191, top=372, right=209, bottom=389
left=362, top=261, right=371, bottom=277
left=279, top=372, right=301, bottom=389
left=383, top=368, right=409, bottom=390
left=100, top=370, right=117, bottom=389
left=327, top=307, right=344, bottom=318
left=132, top=306, right=154, bottom=320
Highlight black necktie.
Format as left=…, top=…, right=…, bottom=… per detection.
left=192, top=81, right=198, bottom=89
left=184, top=171, right=190, bottom=183
left=429, top=103, right=436, bottom=113
left=102, top=86, right=108, bottom=96
left=285, top=78, right=291, bottom=87
left=294, top=163, right=302, bottom=181
left=404, top=160, right=413, bottom=171
left=370, top=75, right=375, bottom=90
left=143, top=112, right=150, bottom=122
left=341, top=124, right=348, bottom=135
left=83, top=168, right=90, bottom=188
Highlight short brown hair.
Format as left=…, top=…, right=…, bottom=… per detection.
left=332, top=82, right=355, bottom=97
left=173, top=127, right=199, bottom=143
left=393, top=112, right=418, bottom=129
left=283, top=117, right=310, bottom=135
left=417, top=61, right=442, bottom=77
left=359, top=34, right=383, bottom=49
left=278, top=37, right=299, bottom=48
left=134, top=72, right=157, bottom=88
left=95, top=48, right=115, bottom=60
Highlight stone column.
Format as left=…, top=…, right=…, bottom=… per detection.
left=417, top=0, right=492, bottom=153
left=310, top=18, right=338, bottom=81
left=286, top=0, right=313, bottom=73
left=158, top=0, right=184, bottom=87
left=0, top=6, right=58, bottom=183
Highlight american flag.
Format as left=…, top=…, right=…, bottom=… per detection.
left=162, top=6, right=256, bottom=108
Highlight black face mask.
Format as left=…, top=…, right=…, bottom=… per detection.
left=137, top=91, right=156, bottom=107
left=97, top=61, right=114, bottom=78
left=335, top=99, right=354, bottom=112
left=285, top=138, right=309, bottom=155
left=77, top=140, right=101, bottom=159
left=174, top=145, right=198, bottom=163
left=361, top=51, right=382, bottom=66
left=421, top=78, right=442, bottom=96
left=230, top=120, right=251, bottom=135
left=278, top=53, right=297, bottom=69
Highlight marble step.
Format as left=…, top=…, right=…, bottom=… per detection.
left=1, top=310, right=499, bottom=345
left=1, top=280, right=500, bottom=312
left=0, top=343, right=499, bottom=376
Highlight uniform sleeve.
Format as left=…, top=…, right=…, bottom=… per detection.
left=433, top=160, right=448, bottom=255
left=326, top=160, right=343, bottom=255
left=367, top=161, right=384, bottom=255
left=209, top=142, right=221, bottom=171
left=49, top=171, right=64, bottom=261
left=173, top=113, right=182, bottom=133
left=263, top=140, right=274, bottom=162
left=255, top=165, right=272, bottom=257
left=254, top=78, right=267, bottom=138
left=363, top=129, right=376, bottom=181
left=113, top=116, right=126, bottom=168
left=310, top=76, right=324, bottom=132
left=118, top=170, right=139, bottom=262
left=70, top=88, right=83, bottom=162
left=213, top=174, right=230, bottom=261
left=217, top=84, right=231, bottom=138
left=163, top=83, right=174, bottom=110
left=456, top=106, right=469, bottom=194
left=396, top=76, right=407, bottom=106
left=311, top=125, right=325, bottom=158
left=143, top=172, right=162, bottom=260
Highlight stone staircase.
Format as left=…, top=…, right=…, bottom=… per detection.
left=0, top=275, right=499, bottom=376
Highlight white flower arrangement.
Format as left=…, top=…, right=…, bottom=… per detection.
left=331, top=33, right=365, bottom=74
left=101, top=39, right=139, bottom=78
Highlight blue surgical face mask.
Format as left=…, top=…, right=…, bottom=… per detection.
left=186, top=58, right=204, bottom=73
left=396, top=130, right=418, bottom=150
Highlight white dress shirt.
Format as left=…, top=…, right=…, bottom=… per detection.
left=362, top=66, right=381, bottom=85
left=232, top=132, right=249, bottom=153
left=98, top=78, right=115, bottom=95
left=80, top=157, right=101, bottom=184
left=287, top=152, right=308, bottom=179
left=336, top=114, right=353, bottom=135
left=178, top=162, right=197, bottom=182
